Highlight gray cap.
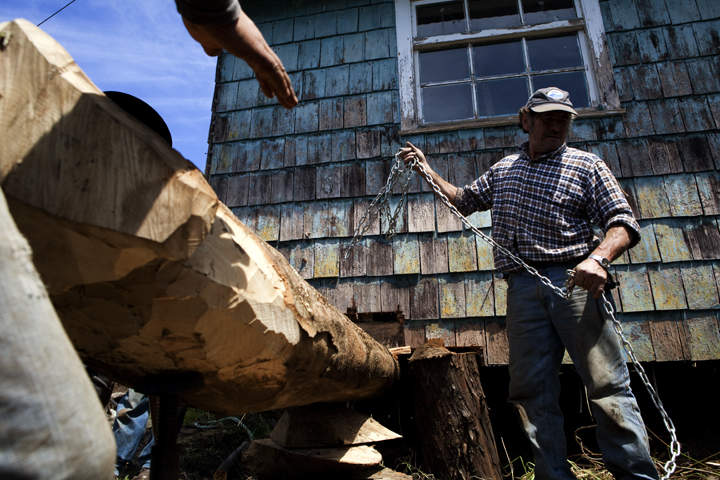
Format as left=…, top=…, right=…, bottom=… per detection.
left=524, top=87, right=578, bottom=115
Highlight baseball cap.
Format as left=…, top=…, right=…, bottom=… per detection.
left=524, top=87, right=578, bottom=115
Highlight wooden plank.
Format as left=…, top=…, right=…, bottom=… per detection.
left=410, top=277, right=439, bottom=320
left=255, top=206, right=280, bottom=242
left=354, top=279, right=382, bottom=313
left=616, top=314, right=655, bottom=362
left=279, top=203, right=305, bottom=241
left=425, top=321, right=457, bottom=347
left=633, top=176, right=671, bottom=219
left=380, top=277, right=411, bottom=316
left=628, top=220, right=661, bottom=264
left=647, top=137, right=683, bottom=175
left=270, top=169, right=294, bottom=204
left=304, top=201, right=329, bottom=238
left=484, top=317, right=509, bottom=365
left=226, top=174, right=250, bottom=207
left=419, top=233, right=449, bottom=274
left=404, top=322, right=427, bottom=347
left=677, top=134, right=714, bottom=172
left=328, top=199, right=352, bottom=237
left=615, top=265, right=654, bottom=313
left=316, top=164, right=342, bottom=199
left=314, top=239, right=340, bottom=278
left=341, top=161, right=366, bottom=198
left=684, top=217, right=720, bottom=260
left=475, top=229, right=495, bottom=271
left=618, top=179, right=640, bottom=218
left=684, top=312, right=720, bottom=361
left=246, top=172, right=273, bottom=206
left=448, top=153, right=477, bottom=189
left=653, top=219, right=693, bottom=263
left=283, top=241, right=315, bottom=279
left=380, top=196, right=407, bottom=234
left=293, top=166, right=316, bottom=202
left=407, top=193, right=436, bottom=232
left=646, top=264, right=687, bottom=310
left=448, top=231, right=478, bottom=272
left=493, top=276, right=507, bottom=316
left=648, top=311, right=687, bottom=362
left=695, top=171, right=720, bottom=215
left=680, top=263, right=720, bottom=310
left=366, top=237, right=393, bottom=276
left=339, top=241, right=366, bottom=278
left=393, top=234, right=420, bottom=274
left=352, top=198, right=380, bottom=236
left=439, top=276, right=466, bottom=319
left=456, top=319, right=486, bottom=353
left=617, top=138, right=653, bottom=177
left=465, top=272, right=495, bottom=317
left=664, top=174, right=703, bottom=217
left=436, top=196, right=463, bottom=232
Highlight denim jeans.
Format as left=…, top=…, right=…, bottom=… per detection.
left=506, top=266, right=659, bottom=480
left=114, top=390, right=153, bottom=474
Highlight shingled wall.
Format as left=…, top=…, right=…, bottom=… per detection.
left=205, top=0, right=720, bottom=365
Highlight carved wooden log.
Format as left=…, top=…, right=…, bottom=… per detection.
left=0, top=19, right=399, bottom=415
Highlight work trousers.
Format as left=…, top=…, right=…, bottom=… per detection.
left=506, top=265, right=659, bottom=480
left=0, top=190, right=115, bottom=479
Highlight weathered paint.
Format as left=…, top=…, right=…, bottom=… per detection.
left=634, top=176, right=671, bottom=219
left=664, top=174, right=703, bottom=217
left=407, top=193, right=436, bottom=232
left=410, top=277, right=439, bottom=320
left=695, top=171, right=720, bottom=215
left=467, top=210, right=492, bottom=229
left=646, top=264, right=687, bottom=310
left=425, top=321, right=457, bottom=347
left=283, top=241, right=314, bottom=279
left=628, top=221, right=661, bottom=264
left=475, top=229, right=495, bottom=271
left=617, top=315, right=656, bottom=362
left=484, top=317, right=509, bottom=365
left=255, top=206, right=280, bottom=241
left=313, top=239, right=340, bottom=278
left=493, top=276, right=508, bottom=316
left=680, top=263, right=720, bottom=310
left=439, top=276, right=466, bottom=319
left=615, top=265, right=655, bottom=312
left=419, top=234, right=449, bottom=274
left=448, top=232, right=478, bottom=272
left=465, top=272, right=495, bottom=317
left=653, top=219, right=693, bottom=263
left=393, top=234, right=420, bottom=274
left=684, top=312, right=720, bottom=361
left=455, top=318, right=486, bottom=353
left=279, top=203, right=305, bottom=241
left=304, top=201, right=329, bottom=239
left=327, top=199, right=352, bottom=237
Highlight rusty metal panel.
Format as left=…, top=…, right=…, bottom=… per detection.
left=647, top=264, right=687, bottom=310
left=684, top=217, right=720, bottom=260
left=425, top=321, right=457, bottom=347
left=255, top=206, right=280, bottom=242
left=615, top=265, right=654, bottom=313
left=628, top=221, right=661, bottom=264
left=664, top=174, right=703, bottom=217
left=284, top=241, right=314, bottom=279
left=493, top=276, right=507, bottom=316
left=485, top=317, right=509, bottom=365
left=393, top=234, right=420, bottom=274
left=304, top=201, right=329, bottom=239
left=352, top=199, right=380, bottom=236
left=475, top=229, right=495, bottom=271
left=419, top=234, right=449, bottom=274
left=366, top=237, right=393, bottom=276
left=439, top=276, right=466, bottom=319
left=279, top=203, right=305, bottom=241
left=354, top=279, right=381, bottom=313
left=313, top=239, right=340, bottom=277
left=328, top=199, right=352, bottom=237
left=634, top=176, right=671, bottom=219
left=684, top=312, right=720, bottom=361
left=695, top=171, right=720, bottom=215
left=680, top=263, right=720, bottom=310
left=465, top=272, right=495, bottom=317
left=408, top=193, right=436, bottom=232
left=617, top=314, right=655, bottom=362
left=648, top=311, right=687, bottom=362
left=410, top=277, right=439, bottom=320
left=653, top=219, right=693, bottom=262
left=448, top=231, right=478, bottom=272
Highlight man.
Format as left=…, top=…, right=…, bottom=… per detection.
left=398, top=87, right=659, bottom=480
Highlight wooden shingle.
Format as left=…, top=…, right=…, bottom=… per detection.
left=255, top=206, right=280, bottom=241
left=456, top=319, right=486, bottom=352
left=493, top=277, right=507, bottom=316
left=617, top=138, right=653, bottom=177
left=270, top=169, right=294, bottom=204
left=684, top=312, right=720, bottom=361
left=664, top=174, right=703, bottom=217
left=313, top=239, right=340, bottom=277
left=448, top=231, right=478, bottom=272
left=393, top=234, right=420, bottom=274
left=304, top=201, right=329, bottom=238
left=339, top=241, right=366, bottom=278
left=354, top=279, right=381, bottom=313
left=648, top=311, right=687, bottom=361
left=366, top=237, right=393, bottom=276
left=279, top=203, right=305, bottom=241
left=282, top=241, right=314, bottom=279
left=653, top=219, right=693, bottom=262
left=634, top=176, right=671, bottom=218
left=695, top=171, right=720, bottom=215
left=439, top=276, right=466, bottom=319
left=352, top=199, right=380, bottom=236
left=328, top=199, right=352, bottom=237
left=404, top=322, right=427, bottom=347
left=247, top=171, right=273, bottom=205
left=407, top=193, right=435, bottom=232
left=647, top=137, right=683, bottom=175
left=425, top=321, right=457, bottom=347
left=618, top=315, right=655, bottom=362
left=465, top=272, right=495, bottom=317
left=628, top=221, right=661, bottom=263
left=341, top=162, right=366, bottom=197
left=615, top=265, right=654, bottom=312
left=380, top=196, right=407, bottom=234
left=293, top=166, right=316, bottom=201
left=684, top=218, right=720, bottom=260
left=419, top=234, right=449, bottom=274
left=678, top=134, right=714, bottom=172
left=380, top=277, right=411, bottom=315
left=436, top=197, right=463, bottom=232
left=656, top=61, right=692, bottom=98
left=226, top=174, right=250, bottom=207
left=680, top=263, right=720, bottom=310
left=647, top=264, right=687, bottom=310
left=475, top=229, right=495, bottom=271
left=485, top=317, right=509, bottom=365
left=316, top=164, right=342, bottom=199
left=410, top=277, right=439, bottom=320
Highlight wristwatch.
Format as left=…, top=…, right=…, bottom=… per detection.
left=588, top=254, right=611, bottom=270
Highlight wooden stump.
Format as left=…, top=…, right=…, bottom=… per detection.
left=408, top=341, right=502, bottom=480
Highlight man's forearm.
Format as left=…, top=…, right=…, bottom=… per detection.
left=592, top=225, right=633, bottom=262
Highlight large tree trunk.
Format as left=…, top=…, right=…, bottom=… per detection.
left=408, top=342, right=502, bottom=480
left=0, top=19, right=398, bottom=415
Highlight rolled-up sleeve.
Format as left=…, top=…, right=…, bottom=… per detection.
left=456, top=169, right=493, bottom=217
left=175, top=0, right=242, bottom=25
left=587, top=160, right=641, bottom=248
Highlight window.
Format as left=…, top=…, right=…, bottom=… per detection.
left=394, top=0, right=621, bottom=132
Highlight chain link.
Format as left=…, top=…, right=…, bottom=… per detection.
left=348, top=153, right=680, bottom=479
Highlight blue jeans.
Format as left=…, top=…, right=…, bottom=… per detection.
left=506, top=266, right=658, bottom=480
left=114, top=390, right=153, bottom=474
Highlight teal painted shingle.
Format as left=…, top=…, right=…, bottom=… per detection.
left=629, top=221, right=661, bottom=263
left=647, top=264, right=687, bottom=310
left=356, top=127, right=381, bottom=159
left=629, top=64, right=663, bottom=100
left=686, top=57, right=720, bottom=94
left=393, top=234, right=420, bottom=274
left=349, top=63, right=373, bottom=95
left=439, top=276, right=466, bottom=318
left=664, top=174, right=703, bottom=217
left=607, top=0, right=641, bottom=30
left=372, top=58, right=398, bottom=90
left=279, top=203, right=304, bottom=241
left=618, top=315, right=655, bottom=362
left=250, top=107, right=274, bottom=138
left=274, top=44, right=299, bottom=72
left=465, top=272, right=494, bottom=317
left=678, top=97, right=716, bottom=132
left=696, top=0, right=720, bottom=19
left=324, top=65, right=350, bottom=96
left=314, top=239, right=340, bottom=277
left=364, top=29, right=391, bottom=60
left=685, top=312, right=720, bottom=361
left=344, top=95, right=367, bottom=128
left=260, top=138, right=285, bottom=170
left=681, top=263, right=720, bottom=309
left=695, top=171, right=720, bottom=215
left=616, top=265, right=655, bottom=312
left=271, top=19, right=294, bottom=44
left=302, top=69, right=326, bottom=100
left=654, top=219, right=693, bottom=262
left=337, top=7, right=359, bottom=34
left=320, top=98, right=344, bottom=131
left=634, top=0, right=671, bottom=27
left=663, top=25, right=699, bottom=59
left=647, top=99, right=685, bottom=134
left=665, top=0, right=701, bottom=24
left=294, top=101, right=320, bottom=133
left=367, top=91, right=394, bottom=125
left=298, top=39, right=321, bottom=69
left=314, top=11, right=338, bottom=38
left=255, top=206, right=280, bottom=241
left=656, top=61, right=692, bottom=98
left=331, top=130, right=356, bottom=161
left=692, top=19, right=720, bottom=55
left=293, top=15, right=314, bottom=41
left=448, top=232, right=478, bottom=272
left=636, top=27, right=669, bottom=62
left=634, top=176, right=671, bottom=218
left=320, top=37, right=343, bottom=67
left=307, top=132, right=332, bottom=163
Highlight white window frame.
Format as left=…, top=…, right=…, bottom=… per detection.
left=394, top=0, right=622, bottom=133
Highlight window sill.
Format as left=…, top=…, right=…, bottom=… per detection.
left=398, top=107, right=626, bottom=136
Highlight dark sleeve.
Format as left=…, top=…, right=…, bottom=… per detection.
left=175, top=0, right=242, bottom=25
left=455, top=168, right=493, bottom=217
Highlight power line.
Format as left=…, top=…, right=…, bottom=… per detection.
left=37, top=0, right=80, bottom=27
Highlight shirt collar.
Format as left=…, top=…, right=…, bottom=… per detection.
left=519, top=142, right=567, bottom=162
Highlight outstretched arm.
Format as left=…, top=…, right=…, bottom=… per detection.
left=179, top=3, right=298, bottom=109
left=397, top=141, right=461, bottom=205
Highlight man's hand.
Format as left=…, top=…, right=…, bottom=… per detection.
left=571, top=258, right=608, bottom=299
left=397, top=141, right=429, bottom=171
left=182, top=12, right=298, bottom=109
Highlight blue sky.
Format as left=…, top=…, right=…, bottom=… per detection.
left=1, top=0, right=217, bottom=172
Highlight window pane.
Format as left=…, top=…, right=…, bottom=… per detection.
left=422, top=84, right=474, bottom=122
left=417, top=1, right=466, bottom=37
left=468, top=0, right=521, bottom=30
left=476, top=77, right=529, bottom=117
left=527, top=34, right=582, bottom=71
left=532, top=71, right=589, bottom=107
left=522, top=0, right=576, bottom=24
left=473, top=40, right=525, bottom=77
left=419, top=47, right=470, bottom=84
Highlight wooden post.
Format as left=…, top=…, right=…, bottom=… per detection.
left=408, top=341, right=502, bottom=480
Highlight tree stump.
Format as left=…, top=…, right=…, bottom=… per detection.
left=408, top=341, right=502, bottom=480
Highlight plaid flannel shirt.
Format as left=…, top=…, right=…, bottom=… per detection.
left=456, top=143, right=640, bottom=274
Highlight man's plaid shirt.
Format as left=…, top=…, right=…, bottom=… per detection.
left=455, top=143, right=640, bottom=274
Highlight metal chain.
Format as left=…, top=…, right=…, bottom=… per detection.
left=348, top=153, right=680, bottom=479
